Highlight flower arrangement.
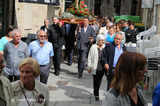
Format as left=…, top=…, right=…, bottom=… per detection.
left=139, top=81, right=148, bottom=90
left=66, top=0, right=93, bottom=17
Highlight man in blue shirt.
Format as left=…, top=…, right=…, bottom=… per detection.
left=29, top=30, right=54, bottom=84
left=101, top=32, right=126, bottom=90
left=153, top=82, right=160, bottom=106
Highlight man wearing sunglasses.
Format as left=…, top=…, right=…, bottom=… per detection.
left=101, top=32, right=126, bottom=90
left=29, top=30, right=54, bottom=84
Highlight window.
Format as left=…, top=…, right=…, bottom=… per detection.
left=65, top=0, right=74, bottom=11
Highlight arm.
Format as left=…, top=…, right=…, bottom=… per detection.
left=87, top=45, right=94, bottom=72
left=131, top=28, right=138, bottom=37
left=101, top=45, right=109, bottom=71
left=3, top=43, right=8, bottom=60
left=91, top=28, right=96, bottom=44
left=59, top=25, right=65, bottom=37
left=25, top=44, right=29, bottom=58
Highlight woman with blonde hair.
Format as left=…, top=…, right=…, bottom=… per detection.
left=11, top=58, right=49, bottom=106
left=102, top=51, right=148, bottom=106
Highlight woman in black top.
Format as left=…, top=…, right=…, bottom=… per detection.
left=125, top=21, right=138, bottom=43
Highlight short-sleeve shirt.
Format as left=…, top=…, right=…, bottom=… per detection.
left=4, top=40, right=29, bottom=76
left=29, top=40, right=54, bottom=65
left=0, top=36, right=8, bottom=51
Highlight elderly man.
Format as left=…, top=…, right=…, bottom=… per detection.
left=29, top=30, right=54, bottom=84
left=101, top=32, right=126, bottom=90
left=0, top=53, right=14, bottom=106
left=40, top=19, right=50, bottom=40
left=76, top=17, right=96, bottom=78
left=49, top=16, right=65, bottom=76
left=4, top=29, right=29, bottom=82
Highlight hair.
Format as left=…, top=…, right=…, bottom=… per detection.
left=12, top=29, right=21, bottom=36
left=109, top=26, right=114, bottom=30
left=110, top=51, right=147, bottom=95
left=128, top=21, right=134, bottom=26
left=36, top=30, right=45, bottom=37
left=44, top=19, right=49, bottom=23
left=19, top=57, right=40, bottom=78
left=83, top=16, right=89, bottom=20
left=7, top=25, right=15, bottom=33
left=114, top=32, right=122, bottom=38
left=52, top=15, right=59, bottom=20
left=116, top=23, right=123, bottom=30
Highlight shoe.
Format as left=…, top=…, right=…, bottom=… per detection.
left=67, top=63, right=72, bottom=66
left=77, top=74, right=82, bottom=78
left=53, top=72, right=56, bottom=74
left=95, top=96, right=99, bottom=101
left=55, top=71, right=60, bottom=76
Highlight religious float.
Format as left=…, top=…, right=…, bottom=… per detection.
left=59, top=0, right=94, bottom=24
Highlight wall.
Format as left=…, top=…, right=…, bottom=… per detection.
left=14, top=0, right=60, bottom=37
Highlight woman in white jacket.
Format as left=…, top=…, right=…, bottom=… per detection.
left=87, top=34, right=105, bottom=101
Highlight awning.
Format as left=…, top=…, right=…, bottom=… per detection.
left=19, top=0, right=60, bottom=5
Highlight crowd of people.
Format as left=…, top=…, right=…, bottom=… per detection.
left=0, top=15, right=159, bottom=106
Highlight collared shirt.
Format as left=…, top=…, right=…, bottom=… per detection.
left=29, top=40, right=54, bottom=65
left=66, top=24, right=71, bottom=36
left=4, top=40, right=29, bottom=76
left=84, top=25, right=88, bottom=33
left=113, top=43, right=123, bottom=67
left=44, top=26, right=49, bottom=34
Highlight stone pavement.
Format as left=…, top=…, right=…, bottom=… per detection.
left=47, top=59, right=152, bottom=106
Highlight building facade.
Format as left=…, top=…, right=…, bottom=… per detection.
left=0, top=0, right=63, bottom=37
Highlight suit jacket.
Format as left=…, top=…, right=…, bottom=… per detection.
left=11, top=80, right=49, bottom=106
left=76, top=25, right=96, bottom=52
left=0, top=76, right=15, bottom=106
left=64, top=23, right=77, bottom=45
left=40, top=25, right=51, bottom=39
left=101, top=42, right=126, bottom=73
left=91, top=24, right=99, bottom=34
left=48, top=24, right=65, bottom=48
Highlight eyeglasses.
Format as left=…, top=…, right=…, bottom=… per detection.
left=40, top=35, right=46, bottom=38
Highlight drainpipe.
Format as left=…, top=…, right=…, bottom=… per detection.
left=12, top=0, right=15, bottom=25
left=153, top=0, right=156, bottom=25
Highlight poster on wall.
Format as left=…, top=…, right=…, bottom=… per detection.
left=156, top=0, right=160, bottom=4
left=19, top=0, right=59, bottom=5
left=141, top=0, right=153, bottom=8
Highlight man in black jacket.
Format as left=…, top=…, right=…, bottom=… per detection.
left=64, top=23, right=77, bottom=66
left=40, top=19, right=51, bottom=40
left=49, top=16, right=65, bottom=76
left=101, top=32, right=126, bottom=90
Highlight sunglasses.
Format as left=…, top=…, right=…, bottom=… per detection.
left=40, top=35, right=46, bottom=38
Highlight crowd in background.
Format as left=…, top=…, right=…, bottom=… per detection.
left=0, top=14, right=159, bottom=106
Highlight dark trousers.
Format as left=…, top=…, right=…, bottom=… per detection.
left=78, top=50, right=87, bottom=75
left=4, top=75, right=20, bottom=82
left=93, top=70, right=104, bottom=96
left=40, top=63, right=50, bottom=84
left=53, top=47, right=62, bottom=73
left=65, top=43, right=74, bottom=63
left=107, top=69, right=115, bottom=91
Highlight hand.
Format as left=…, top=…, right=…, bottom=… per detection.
left=88, top=69, right=92, bottom=73
left=104, top=63, right=109, bottom=73
left=79, top=27, right=81, bottom=32
left=58, top=22, right=62, bottom=27
left=89, top=37, right=93, bottom=43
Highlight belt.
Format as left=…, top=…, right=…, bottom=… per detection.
left=112, top=67, right=115, bottom=69
left=40, top=63, right=48, bottom=67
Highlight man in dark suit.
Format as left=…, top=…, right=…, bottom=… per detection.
left=101, top=32, right=126, bottom=90
left=76, top=17, right=96, bottom=78
left=64, top=23, right=77, bottom=66
left=40, top=19, right=51, bottom=40
left=48, top=16, right=65, bottom=76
